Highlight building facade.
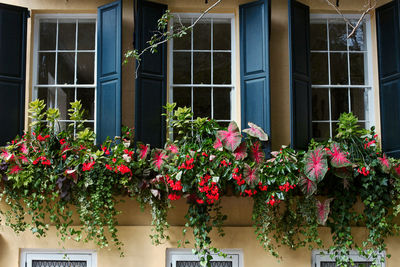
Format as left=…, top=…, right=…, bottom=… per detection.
left=1, top=0, right=400, bottom=266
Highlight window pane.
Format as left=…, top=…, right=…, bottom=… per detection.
left=58, top=21, right=76, bottom=50
left=77, top=88, right=95, bottom=120
left=213, top=19, right=231, bottom=50
left=57, top=87, right=75, bottom=120
left=213, top=88, right=231, bottom=120
left=173, top=19, right=191, bottom=50
left=313, top=122, right=330, bottom=139
left=173, top=52, right=191, bottom=84
left=348, top=20, right=366, bottom=51
left=329, top=21, right=347, bottom=51
left=312, top=88, right=329, bottom=120
left=310, top=22, right=327, bottom=50
left=311, top=53, right=329, bottom=84
left=351, top=88, right=367, bottom=120
left=39, top=21, right=57, bottom=50
left=77, top=52, right=94, bottom=84
left=331, top=88, right=349, bottom=120
left=173, top=87, right=191, bottom=109
left=78, top=21, right=95, bottom=50
left=83, top=122, right=95, bottom=131
left=193, top=52, right=211, bottom=84
left=213, top=53, right=231, bottom=84
left=57, top=52, right=75, bottom=84
left=350, top=53, right=366, bottom=85
left=38, top=52, right=56, bottom=84
left=330, top=52, right=348, bottom=85
left=193, top=87, right=211, bottom=118
left=37, top=87, right=56, bottom=109
left=193, top=20, right=211, bottom=50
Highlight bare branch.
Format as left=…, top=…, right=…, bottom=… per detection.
left=128, top=0, right=222, bottom=77
left=323, top=0, right=379, bottom=38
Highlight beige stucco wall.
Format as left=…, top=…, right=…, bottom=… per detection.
left=2, top=0, right=400, bottom=266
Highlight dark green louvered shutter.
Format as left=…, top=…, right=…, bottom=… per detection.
left=239, top=0, right=271, bottom=153
left=288, top=0, right=311, bottom=150
left=97, top=0, right=122, bottom=144
left=0, top=3, right=29, bottom=145
left=135, top=0, right=167, bottom=148
left=376, top=0, right=400, bottom=158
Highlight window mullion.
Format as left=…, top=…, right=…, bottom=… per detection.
left=211, top=18, right=214, bottom=120
left=346, top=22, right=352, bottom=113
left=326, top=19, right=333, bottom=137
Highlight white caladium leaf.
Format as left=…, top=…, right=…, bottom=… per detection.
left=243, top=122, right=269, bottom=141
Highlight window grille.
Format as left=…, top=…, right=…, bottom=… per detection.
left=320, top=262, right=372, bottom=267
left=176, top=261, right=232, bottom=267
left=32, top=260, right=87, bottom=267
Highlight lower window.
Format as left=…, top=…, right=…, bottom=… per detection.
left=166, top=249, right=242, bottom=267
left=21, top=250, right=96, bottom=267
left=312, top=250, right=385, bottom=267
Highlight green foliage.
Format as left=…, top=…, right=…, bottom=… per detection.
left=1, top=104, right=400, bottom=267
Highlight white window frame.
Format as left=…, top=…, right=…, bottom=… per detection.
left=20, top=249, right=97, bottom=267
left=312, top=250, right=386, bottom=267
left=32, top=13, right=97, bottom=134
left=166, top=248, right=243, bottom=267
left=310, top=14, right=374, bottom=138
left=168, top=13, right=236, bottom=124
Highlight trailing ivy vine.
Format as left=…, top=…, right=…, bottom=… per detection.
left=1, top=100, right=400, bottom=266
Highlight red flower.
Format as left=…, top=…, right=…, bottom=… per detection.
left=117, top=164, right=132, bottom=175
left=82, top=161, right=95, bottom=171
left=105, top=164, right=113, bottom=171
left=196, top=199, right=204, bottom=204
left=41, top=159, right=51, bottom=166
left=79, top=145, right=86, bottom=151
left=10, top=165, right=22, bottom=174
left=102, top=145, right=111, bottom=155
left=59, top=139, right=66, bottom=145
left=168, top=193, right=181, bottom=201
left=62, top=154, right=67, bottom=161
left=37, top=134, right=50, bottom=141
left=112, top=158, right=117, bottom=163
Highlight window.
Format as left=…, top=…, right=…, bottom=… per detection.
left=169, top=14, right=235, bottom=128
left=20, top=250, right=97, bottom=267
left=312, top=250, right=385, bottom=267
left=310, top=15, right=373, bottom=139
left=33, top=14, right=97, bottom=133
left=166, top=249, right=242, bottom=267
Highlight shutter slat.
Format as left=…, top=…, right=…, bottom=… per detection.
left=239, top=0, right=271, bottom=153
left=0, top=3, right=28, bottom=145
left=288, top=0, right=311, bottom=150
left=377, top=0, right=400, bottom=158
left=97, top=0, right=122, bottom=144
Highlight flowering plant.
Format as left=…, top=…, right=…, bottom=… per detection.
left=1, top=100, right=400, bottom=267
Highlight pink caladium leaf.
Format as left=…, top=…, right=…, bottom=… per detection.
left=137, top=144, right=150, bottom=160
left=378, top=153, right=391, bottom=174
left=251, top=142, right=264, bottom=164
left=316, top=198, right=333, bottom=225
left=395, top=164, right=400, bottom=178
left=165, top=143, right=179, bottom=154
left=243, top=122, right=269, bottom=141
left=328, top=143, right=351, bottom=168
left=299, top=174, right=317, bottom=196
left=233, top=142, right=248, bottom=161
left=304, top=146, right=328, bottom=182
left=20, top=143, right=28, bottom=155
left=243, top=163, right=259, bottom=187
left=151, top=149, right=168, bottom=170
left=216, top=122, right=242, bottom=152
left=213, top=138, right=223, bottom=151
